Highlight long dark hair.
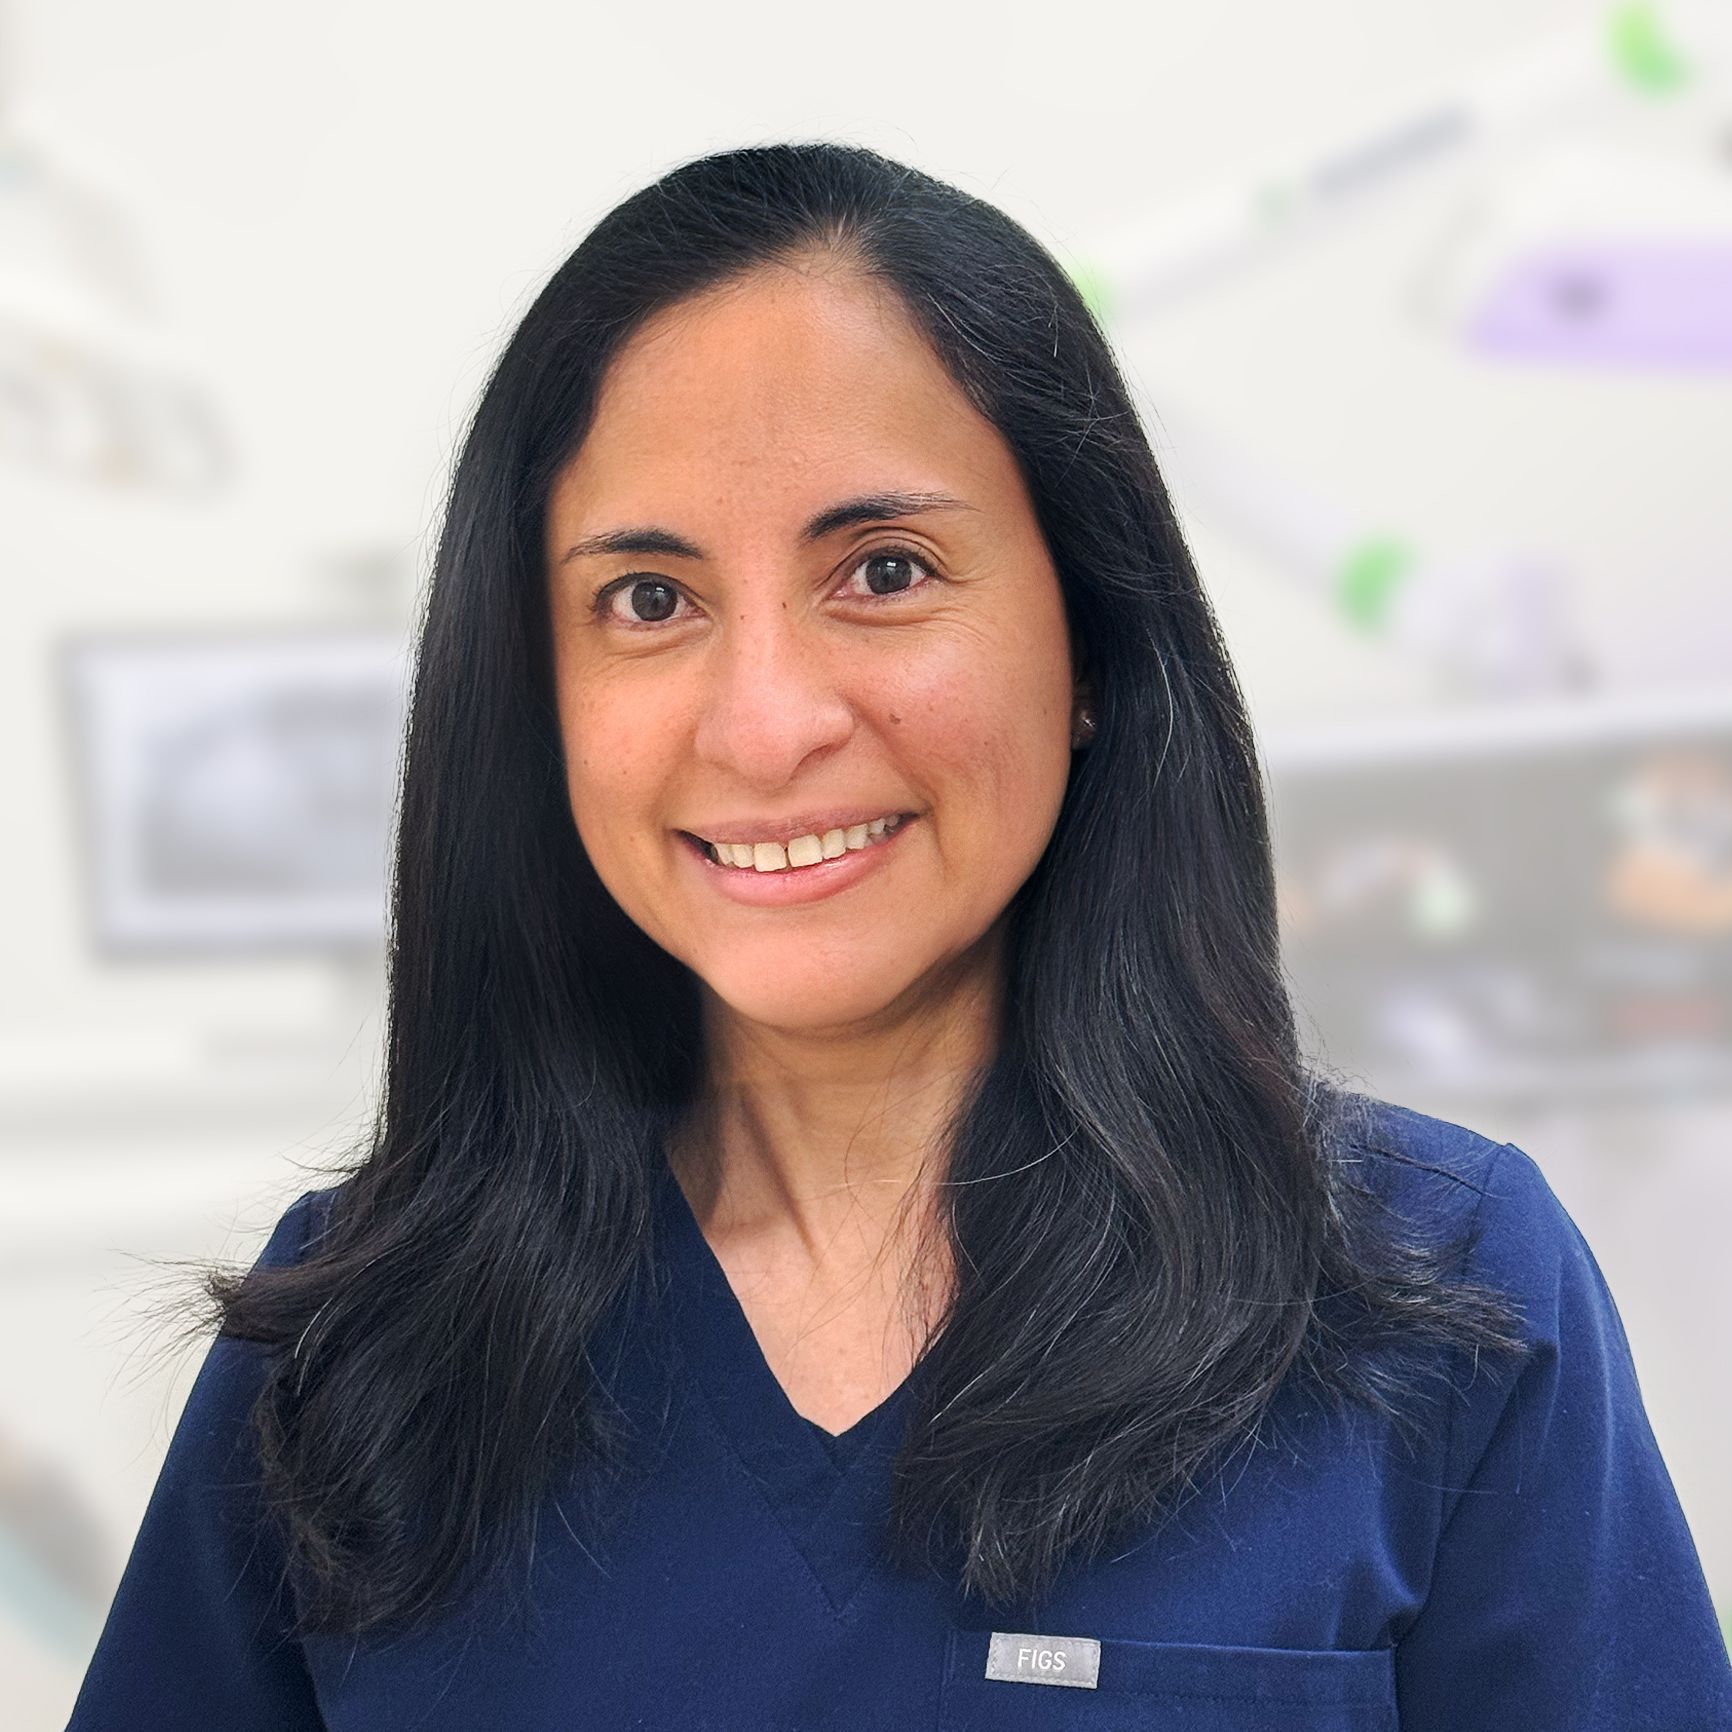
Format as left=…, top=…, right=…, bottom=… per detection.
left=206, top=140, right=1527, bottom=1641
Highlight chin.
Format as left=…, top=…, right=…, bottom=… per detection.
left=698, top=965, right=914, bottom=1035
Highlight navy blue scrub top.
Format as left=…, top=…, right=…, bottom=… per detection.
left=68, top=1100, right=1732, bottom=1730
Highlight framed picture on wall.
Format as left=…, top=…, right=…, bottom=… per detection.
left=59, top=629, right=411, bottom=954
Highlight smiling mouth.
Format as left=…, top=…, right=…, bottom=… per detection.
left=681, top=813, right=915, bottom=872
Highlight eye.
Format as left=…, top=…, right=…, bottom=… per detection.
left=839, top=543, right=940, bottom=602
left=591, top=575, right=695, bottom=628
left=588, top=542, right=941, bottom=630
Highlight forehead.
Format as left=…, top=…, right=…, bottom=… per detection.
left=549, top=264, right=1015, bottom=521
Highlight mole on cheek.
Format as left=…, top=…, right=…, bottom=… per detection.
left=889, top=712, right=902, bottom=725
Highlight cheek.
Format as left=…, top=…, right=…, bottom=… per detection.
left=888, top=656, right=1069, bottom=837
left=556, top=680, right=669, bottom=854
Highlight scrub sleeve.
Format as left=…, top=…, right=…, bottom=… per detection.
left=65, top=1191, right=326, bottom=1730
left=1393, top=1141, right=1732, bottom=1729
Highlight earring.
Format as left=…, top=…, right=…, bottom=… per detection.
left=1071, top=705, right=1096, bottom=749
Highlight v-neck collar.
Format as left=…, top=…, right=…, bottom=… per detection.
left=653, top=1159, right=915, bottom=1616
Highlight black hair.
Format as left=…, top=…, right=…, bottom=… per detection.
left=204, top=140, right=1527, bottom=1640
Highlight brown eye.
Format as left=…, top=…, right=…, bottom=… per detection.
left=842, top=546, right=938, bottom=601
left=595, top=576, right=688, bottom=625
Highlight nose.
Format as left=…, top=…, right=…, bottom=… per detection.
left=689, top=591, right=857, bottom=784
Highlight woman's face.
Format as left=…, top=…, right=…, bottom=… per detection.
left=545, top=260, right=1082, bottom=1038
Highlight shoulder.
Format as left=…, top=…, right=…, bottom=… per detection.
left=1333, top=1093, right=1646, bottom=1499
left=1335, top=1093, right=1507, bottom=1207
left=190, top=1182, right=344, bottom=1419
left=65, top=1193, right=344, bottom=1722
left=1334, top=1092, right=1573, bottom=1323
left=251, top=1182, right=345, bottom=1275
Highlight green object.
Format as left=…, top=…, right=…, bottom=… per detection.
left=1066, top=256, right=1116, bottom=328
left=1336, top=536, right=1414, bottom=632
left=1255, top=181, right=1298, bottom=227
left=1608, top=3, right=1690, bottom=92
left=0, top=1524, right=100, bottom=1659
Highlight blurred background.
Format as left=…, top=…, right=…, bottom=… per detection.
left=5, top=0, right=1730, bottom=1719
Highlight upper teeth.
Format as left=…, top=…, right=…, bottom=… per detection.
left=707, top=814, right=906, bottom=871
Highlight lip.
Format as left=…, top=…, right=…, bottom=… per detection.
left=676, top=814, right=918, bottom=907
left=685, top=806, right=916, bottom=848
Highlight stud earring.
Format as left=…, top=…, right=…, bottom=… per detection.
left=1071, top=705, right=1096, bottom=749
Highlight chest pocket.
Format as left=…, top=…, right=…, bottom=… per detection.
left=937, top=1626, right=1398, bottom=1731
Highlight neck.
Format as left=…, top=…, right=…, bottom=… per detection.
left=668, top=926, right=1004, bottom=1282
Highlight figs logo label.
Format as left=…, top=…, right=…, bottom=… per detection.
left=984, top=1632, right=1102, bottom=1689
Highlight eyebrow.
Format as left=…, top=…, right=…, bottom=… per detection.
left=557, top=489, right=977, bottom=565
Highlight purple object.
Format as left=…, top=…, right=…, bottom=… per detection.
left=1467, top=240, right=1732, bottom=368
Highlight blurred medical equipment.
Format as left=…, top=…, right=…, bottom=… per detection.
left=1149, top=394, right=1599, bottom=699
left=1074, top=0, right=1732, bottom=699
left=1266, top=683, right=1732, bottom=1108
left=0, top=8, right=231, bottom=492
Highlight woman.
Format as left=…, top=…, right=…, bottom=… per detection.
left=69, top=142, right=1730, bottom=1730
